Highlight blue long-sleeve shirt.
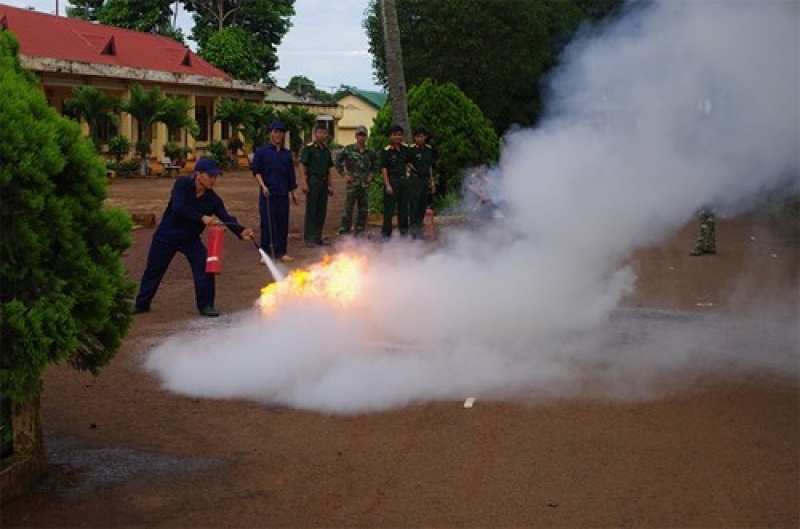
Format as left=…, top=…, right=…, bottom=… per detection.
left=252, top=143, right=297, bottom=196
left=154, top=176, right=245, bottom=243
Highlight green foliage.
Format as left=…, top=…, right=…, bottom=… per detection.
left=107, top=135, right=132, bottom=164
left=284, top=75, right=334, bottom=103
left=276, top=105, right=316, bottom=154
left=364, top=0, right=625, bottom=133
left=205, top=141, right=232, bottom=167
left=189, top=0, right=295, bottom=79
left=62, top=86, right=121, bottom=151
left=369, top=79, right=499, bottom=198
left=97, top=0, right=175, bottom=35
left=160, top=96, right=199, bottom=139
left=0, top=31, right=134, bottom=401
left=67, top=0, right=104, bottom=20
left=163, top=141, right=191, bottom=162
left=107, top=159, right=140, bottom=175
left=241, top=105, right=278, bottom=149
left=202, top=27, right=264, bottom=83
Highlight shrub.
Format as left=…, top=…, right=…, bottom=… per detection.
left=0, top=31, right=134, bottom=401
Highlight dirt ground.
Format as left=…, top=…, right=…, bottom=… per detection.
left=3, top=170, right=799, bottom=528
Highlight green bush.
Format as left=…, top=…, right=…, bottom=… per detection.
left=206, top=140, right=232, bottom=167
left=369, top=79, right=499, bottom=201
left=107, top=135, right=131, bottom=164
left=0, top=31, right=134, bottom=401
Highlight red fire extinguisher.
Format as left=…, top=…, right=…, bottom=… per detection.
left=205, top=225, right=225, bottom=274
left=423, top=207, right=435, bottom=240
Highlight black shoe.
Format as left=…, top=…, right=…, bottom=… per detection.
left=338, top=229, right=351, bottom=236
left=199, top=306, right=220, bottom=317
left=316, top=239, right=331, bottom=246
left=133, top=304, right=150, bottom=314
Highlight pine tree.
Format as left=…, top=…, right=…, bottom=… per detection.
left=0, top=31, right=135, bottom=402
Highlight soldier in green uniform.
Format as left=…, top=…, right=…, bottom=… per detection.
left=406, top=127, right=437, bottom=239
left=690, top=205, right=716, bottom=256
left=380, top=125, right=410, bottom=240
left=299, top=125, right=335, bottom=247
left=335, top=125, right=377, bottom=237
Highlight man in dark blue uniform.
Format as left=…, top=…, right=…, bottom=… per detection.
left=252, top=120, right=299, bottom=262
left=134, top=158, right=255, bottom=317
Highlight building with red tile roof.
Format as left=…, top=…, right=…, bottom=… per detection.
left=0, top=3, right=269, bottom=170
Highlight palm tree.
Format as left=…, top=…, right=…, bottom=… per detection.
left=214, top=98, right=257, bottom=151
left=160, top=96, right=199, bottom=146
left=62, top=86, right=121, bottom=151
left=120, top=84, right=168, bottom=176
left=277, top=105, right=316, bottom=155
left=241, top=104, right=278, bottom=151
left=381, top=0, right=410, bottom=140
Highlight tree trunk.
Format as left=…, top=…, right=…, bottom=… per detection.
left=381, top=0, right=411, bottom=141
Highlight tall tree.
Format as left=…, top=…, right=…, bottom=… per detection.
left=188, top=0, right=295, bottom=81
left=159, top=95, right=200, bottom=141
left=214, top=98, right=259, bottom=151
left=69, top=0, right=183, bottom=39
left=202, top=27, right=263, bottom=82
left=364, top=0, right=625, bottom=133
left=62, top=86, right=121, bottom=151
left=120, top=84, right=170, bottom=175
left=98, top=0, right=174, bottom=33
left=284, top=75, right=333, bottom=102
left=380, top=0, right=410, bottom=140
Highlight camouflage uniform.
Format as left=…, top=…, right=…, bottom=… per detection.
left=335, top=142, right=377, bottom=235
left=690, top=206, right=716, bottom=256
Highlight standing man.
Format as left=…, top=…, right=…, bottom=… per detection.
left=689, top=205, right=716, bottom=256
left=134, top=157, right=255, bottom=317
left=406, top=127, right=437, bottom=239
left=299, top=125, right=335, bottom=247
left=381, top=124, right=410, bottom=240
left=335, top=125, right=377, bottom=237
left=252, top=120, right=299, bottom=262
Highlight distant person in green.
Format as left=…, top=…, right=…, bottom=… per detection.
left=690, top=205, right=716, bottom=256
left=380, top=124, right=410, bottom=240
left=335, top=125, right=377, bottom=237
left=299, top=125, right=335, bottom=247
left=406, top=127, right=437, bottom=239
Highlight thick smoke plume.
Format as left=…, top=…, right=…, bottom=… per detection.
left=146, top=0, right=799, bottom=413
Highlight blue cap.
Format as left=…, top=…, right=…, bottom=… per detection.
left=195, top=157, right=221, bottom=175
left=270, top=120, right=287, bottom=131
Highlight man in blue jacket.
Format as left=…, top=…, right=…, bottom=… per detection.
left=252, top=120, right=299, bottom=261
left=134, top=158, right=255, bottom=317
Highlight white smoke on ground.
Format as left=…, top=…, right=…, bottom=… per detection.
left=146, top=0, right=799, bottom=413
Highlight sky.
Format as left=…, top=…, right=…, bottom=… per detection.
left=145, top=1, right=799, bottom=414
left=4, top=0, right=381, bottom=92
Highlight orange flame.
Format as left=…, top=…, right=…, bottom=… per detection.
left=258, top=253, right=366, bottom=315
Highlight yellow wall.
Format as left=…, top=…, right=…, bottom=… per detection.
left=335, top=94, right=379, bottom=145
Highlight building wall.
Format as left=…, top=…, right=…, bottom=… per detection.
left=335, top=94, right=379, bottom=145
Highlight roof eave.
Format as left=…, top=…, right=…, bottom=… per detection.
left=22, top=55, right=270, bottom=95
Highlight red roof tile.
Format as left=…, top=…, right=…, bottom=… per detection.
left=0, top=3, right=230, bottom=80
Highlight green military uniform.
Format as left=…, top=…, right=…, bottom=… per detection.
left=690, top=206, right=716, bottom=256
left=301, top=141, right=333, bottom=245
left=335, top=142, right=377, bottom=235
left=407, top=143, right=436, bottom=239
left=380, top=144, right=409, bottom=238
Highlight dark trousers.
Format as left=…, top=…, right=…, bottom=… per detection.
left=407, top=178, right=428, bottom=238
left=304, top=175, right=329, bottom=244
left=382, top=176, right=409, bottom=237
left=259, top=193, right=290, bottom=258
left=136, top=236, right=214, bottom=310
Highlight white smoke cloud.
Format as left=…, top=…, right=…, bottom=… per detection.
left=145, top=0, right=799, bottom=413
